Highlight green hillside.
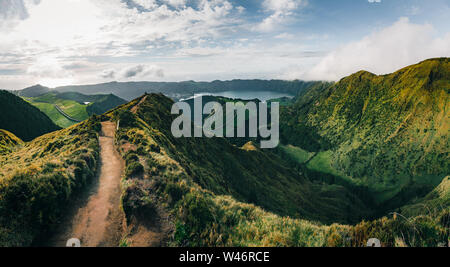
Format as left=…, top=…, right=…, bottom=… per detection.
left=0, top=118, right=101, bottom=246
left=25, top=92, right=127, bottom=128
left=108, top=93, right=447, bottom=247
left=281, top=58, right=449, bottom=207
left=112, top=94, right=371, bottom=225
left=0, top=90, right=60, bottom=141
left=0, top=130, right=23, bottom=154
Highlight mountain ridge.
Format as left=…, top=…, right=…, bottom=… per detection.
left=14, top=80, right=320, bottom=101
left=281, top=57, right=449, bottom=207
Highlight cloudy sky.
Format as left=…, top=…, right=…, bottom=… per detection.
left=0, top=0, right=449, bottom=90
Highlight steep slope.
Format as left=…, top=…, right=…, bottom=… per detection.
left=0, top=118, right=101, bottom=246
left=281, top=58, right=449, bottom=206
left=109, top=94, right=448, bottom=247
left=0, top=130, right=23, bottom=154
left=0, top=90, right=60, bottom=141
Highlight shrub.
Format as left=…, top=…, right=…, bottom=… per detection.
left=125, top=153, right=139, bottom=165
left=439, top=210, right=450, bottom=228
left=121, top=183, right=156, bottom=223
left=181, top=193, right=215, bottom=235
left=116, top=110, right=138, bottom=128
left=136, top=146, right=146, bottom=155
left=174, top=221, right=188, bottom=245
left=126, top=162, right=144, bottom=177
left=165, top=183, right=185, bottom=204
left=149, top=143, right=161, bottom=153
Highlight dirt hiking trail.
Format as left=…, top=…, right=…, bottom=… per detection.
left=46, top=121, right=125, bottom=247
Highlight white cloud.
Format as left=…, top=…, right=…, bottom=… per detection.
left=368, top=0, right=381, bottom=3
left=254, top=0, right=306, bottom=32
left=101, top=69, right=116, bottom=79
left=122, top=64, right=164, bottom=79
left=0, top=0, right=244, bottom=88
left=302, top=17, right=450, bottom=81
left=275, top=33, right=295, bottom=39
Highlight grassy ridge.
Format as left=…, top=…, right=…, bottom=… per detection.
left=0, top=118, right=101, bottom=246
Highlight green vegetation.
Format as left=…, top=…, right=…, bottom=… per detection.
left=401, top=176, right=450, bottom=218
left=0, top=117, right=101, bottom=246
left=27, top=101, right=76, bottom=128
left=0, top=90, right=60, bottom=141
left=0, top=58, right=447, bottom=247
left=278, top=145, right=314, bottom=164
left=0, top=130, right=23, bottom=154
left=105, top=93, right=446, bottom=247
left=109, top=59, right=448, bottom=247
left=268, top=96, right=294, bottom=106
left=31, top=93, right=89, bottom=120
left=114, top=94, right=370, bottom=225
left=24, top=92, right=127, bottom=128
left=281, top=58, right=449, bottom=208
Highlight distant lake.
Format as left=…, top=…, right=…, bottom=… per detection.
left=182, top=91, right=294, bottom=102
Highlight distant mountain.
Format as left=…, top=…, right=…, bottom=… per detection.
left=281, top=58, right=449, bottom=208
left=17, top=84, right=51, bottom=97
left=52, top=80, right=318, bottom=101
left=0, top=90, right=60, bottom=141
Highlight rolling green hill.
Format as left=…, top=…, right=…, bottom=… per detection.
left=280, top=58, right=449, bottom=208
left=0, top=90, right=60, bottom=141
left=25, top=92, right=127, bottom=128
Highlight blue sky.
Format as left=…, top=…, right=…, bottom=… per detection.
left=0, top=0, right=449, bottom=89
